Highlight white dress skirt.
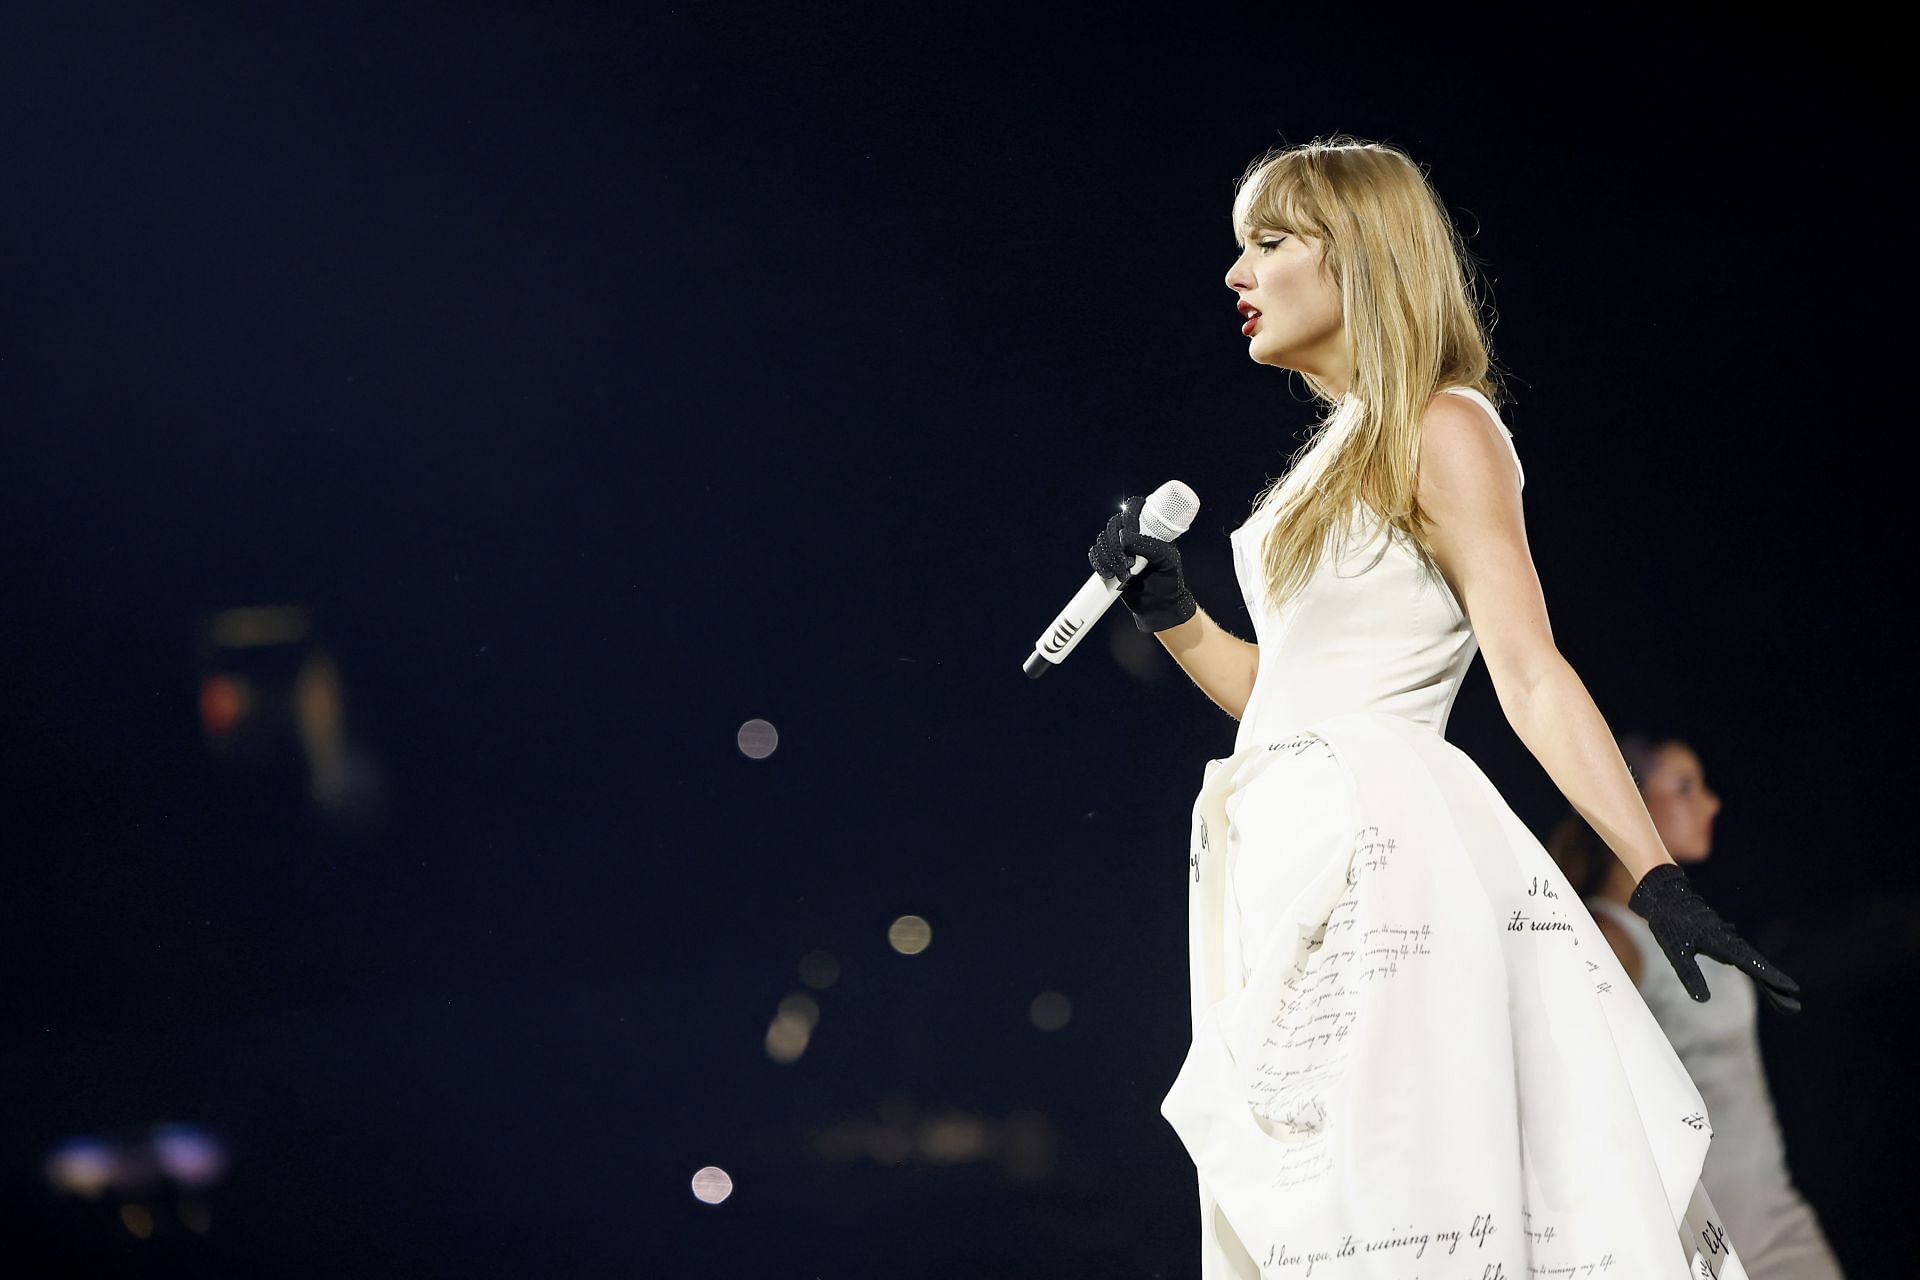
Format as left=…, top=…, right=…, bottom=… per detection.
left=1159, top=388, right=1750, bottom=1278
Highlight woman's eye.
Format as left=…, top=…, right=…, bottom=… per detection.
left=1259, top=238, right=1285, bottom=251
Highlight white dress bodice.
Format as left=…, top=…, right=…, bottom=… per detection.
left=1229, top=386, right=1522, bottom=751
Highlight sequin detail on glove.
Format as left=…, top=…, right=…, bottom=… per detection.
left=1086, top=494, right=1198, bottom=633
left=1629, top=862, right=1803, bottom=1014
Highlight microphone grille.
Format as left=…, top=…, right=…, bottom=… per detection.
left=1139, top=480, right=1201, bottom=541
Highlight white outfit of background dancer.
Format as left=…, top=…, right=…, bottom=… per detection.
left=1549, top=739, right=1845, bottom=1280
left=1085, top=137, right=1802, bottom=1279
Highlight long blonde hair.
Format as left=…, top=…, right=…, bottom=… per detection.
left=1234, top=136, right=1508, bottom=608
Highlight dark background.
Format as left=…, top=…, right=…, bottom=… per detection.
left=2, top=2, right=1912, bottom=1275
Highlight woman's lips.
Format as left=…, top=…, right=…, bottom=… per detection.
left=1241, top=313, right=1260, bottom=337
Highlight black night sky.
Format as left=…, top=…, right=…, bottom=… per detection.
left=2, top=4, right=1912, bottom=1276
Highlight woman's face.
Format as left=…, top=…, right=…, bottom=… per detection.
left=1642, top=742, right=1721, bottom=862
left=1224, top=226, right=1346, bottom=386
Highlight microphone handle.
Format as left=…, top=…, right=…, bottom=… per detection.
left=1021, top=553, right=1149, bottom=679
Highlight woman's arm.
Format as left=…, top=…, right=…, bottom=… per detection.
left=1416, top=393, right=1677, bottom=882
left=1153, top=606, right=1259, bottom=721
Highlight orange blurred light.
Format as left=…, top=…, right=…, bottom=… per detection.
left=45, top=1138, right=122, bottom=1198
left=198, top=675, right=251, bottom=738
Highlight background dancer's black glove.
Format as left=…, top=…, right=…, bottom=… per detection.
left=1629, top=863, right=1803, bottom=1014
left=1087, top=494, right=1197, bottom=633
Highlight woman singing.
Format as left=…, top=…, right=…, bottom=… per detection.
left=1084, top=137, right=1801, bottom=1278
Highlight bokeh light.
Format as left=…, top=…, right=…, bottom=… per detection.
left=1029, top=990, right=1072, bottom=1031
left=736, top=719, right=779, bottom=759
left=807, top=1099, right=1057, bottom=1184
left=120, top=1203, right=155, bottom=1239
left=197, top=675, right=251, bottom=739
left=798, top=949, right=840, bottom=989
left=208, top=605, right=310, bottom=648
left=765, top=1006, right=813, bottom=1064
left=777, top=992, right=819, bottom=1029
left=888, top=914, right=932, bottom=955
left=690, top=1166, right=733, bottom=1205
left=44, top=1138, right=123, bottom=1199
left=179, top=1199, right=212, bottom=1234
left=919, top=1112, right=989, bottom=1162
left=152, top=1124, right=227, bottom=1187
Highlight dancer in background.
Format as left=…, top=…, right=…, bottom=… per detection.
left=1549, top=735, right=1845, bottom=1279
left=1085, top=136, right=1801, bottom=1278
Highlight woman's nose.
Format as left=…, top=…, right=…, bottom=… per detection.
left=1225, top=255, right=1251, bottom=292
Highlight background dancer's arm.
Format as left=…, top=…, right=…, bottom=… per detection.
left=1417, top=394, right=1677, bottom=884
left=1154, top=607, right=1259, bottom=721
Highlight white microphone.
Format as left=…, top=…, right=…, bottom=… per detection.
left=1023, top=480, right=1201, bottom=678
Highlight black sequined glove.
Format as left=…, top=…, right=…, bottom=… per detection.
left=1629, top=863, right=1803, bottom=1014
left=1086, top=494, right=1197, bottom=634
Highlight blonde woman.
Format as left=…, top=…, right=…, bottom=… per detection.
left=1549, top=736, right=1844, bottom=1280
left=1084, top=138, right=1799, bottom=1278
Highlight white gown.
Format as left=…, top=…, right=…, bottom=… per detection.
left=1160, top=387, right=1749, bottom=1279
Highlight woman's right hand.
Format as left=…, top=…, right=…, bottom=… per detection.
left=1087, top=494, right=1197, bottom=634
left=1629, top=863, right=1803, bottom=1014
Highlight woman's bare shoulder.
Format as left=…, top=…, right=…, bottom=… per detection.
left=1419, top=390, right=1520, bottom=494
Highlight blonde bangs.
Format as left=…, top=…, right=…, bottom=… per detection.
left=1230, top=155, right=1323, bottom=245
